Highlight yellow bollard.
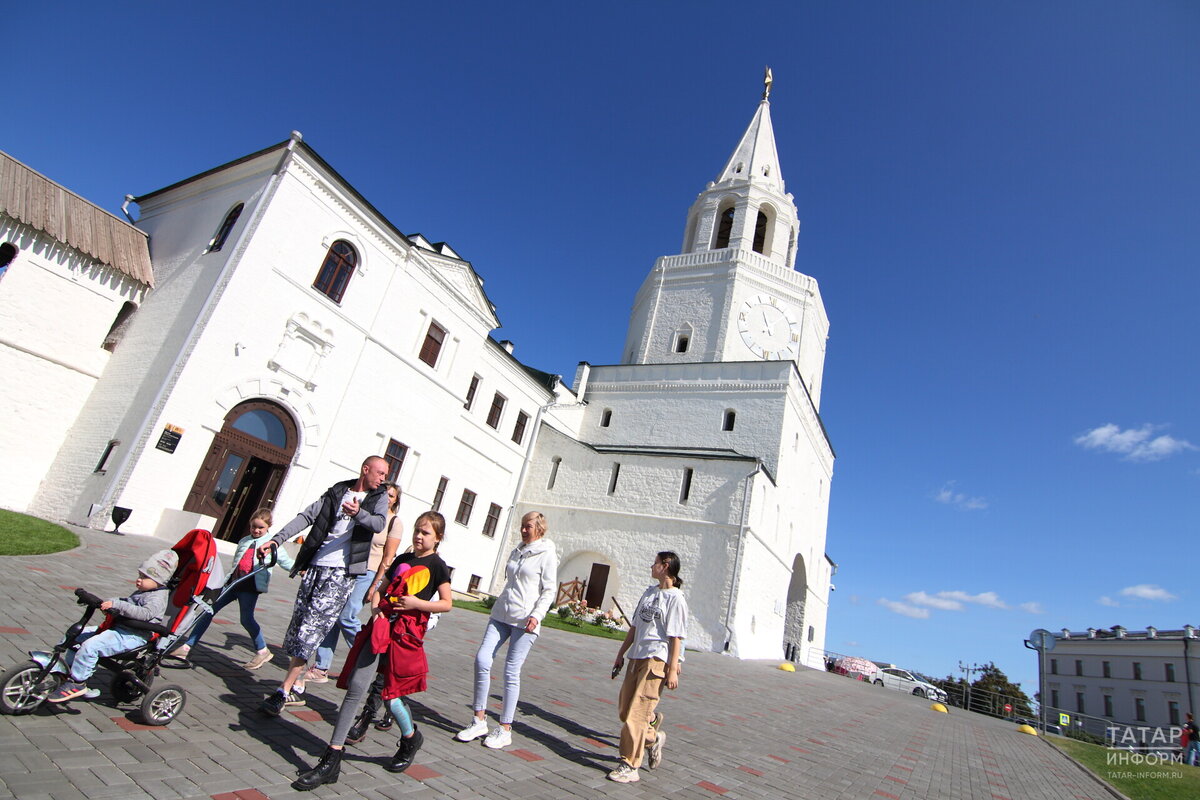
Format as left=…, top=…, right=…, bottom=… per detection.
left=1017, top=724, right=1038, bottom=735
left=930, top=702, right=948, bottom=713
left=778, top=663, right=796, bottom=672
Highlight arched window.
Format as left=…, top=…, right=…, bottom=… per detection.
left=313, top=240, right=358, bottom=303
left=207, top=203, right=244, bottom=253
left=600, top=408, right=613, bottom=428
left=753, top=210, right=769, bottom=254
left=787, top=226, right=796, bottom=267
left=0, top=242, right=16, bottom=282
left=102, top=301, right=138, bottom=352
left=230, top=408, right=289, bottom=447
left=723, top=409, right=736, bottom=432
left=713, top=207, right=735, bottom=249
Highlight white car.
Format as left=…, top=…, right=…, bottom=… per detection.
left=874, top=667, right=947, bottom=702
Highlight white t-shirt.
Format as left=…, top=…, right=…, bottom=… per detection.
left=627, top=584, right=688, bottom=661
left=314, top=489, right=367, bottom=568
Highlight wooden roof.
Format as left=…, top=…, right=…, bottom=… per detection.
left=0, top=151, right=154, bottom=287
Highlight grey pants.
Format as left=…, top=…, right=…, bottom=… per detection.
left=329, top=642, right=393, bottom=747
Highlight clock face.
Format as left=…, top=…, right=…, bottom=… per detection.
left=737, top=294, right=799, bottom=360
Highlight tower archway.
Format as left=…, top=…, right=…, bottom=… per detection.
left=184, top=400, right=298, bottom=541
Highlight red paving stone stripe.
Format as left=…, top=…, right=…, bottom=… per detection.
left=768, top=754, right=790, bottom=763
left=708, top=719, right=726, bottom=726
left=551, top=699, right=572, bottom=707
left=212, top=792, right=269, bottom=800
left=874, top=791, right=900, bottom=800
left=595, top=697, right=615, bottom=704
left=893, top=764, right=913, bottom=772
left=697, top=781, right=728, bottom=795
left=991, top=794, right=1011, bottom=800
left=885, top=775, right=908, bottom=784
left=289, top=710, right=324, bottom=722
left=789, top=745, right=812, bottom=754
left=738, top=766, right=764, bottom=776
left=984, top=770, right=1003, bottom=778
left=405, top=764, right=442, bottom=780
left=0, top=626, right=30, bottom=635
left=675, top=724, right=695, bottom=731
left=509, top=749, right=544, bottom=762
left=111, top=716, right=160, bottom=731
left=806, top=738, right=825, bottom=745
left=58, top=585, right=78, bottom=591
left=582, top=737, right=610, bottom=749
left=25, top=566, right=50, bottom=573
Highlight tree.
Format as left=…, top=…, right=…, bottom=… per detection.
left=968, top=662, right=1033, bottom=717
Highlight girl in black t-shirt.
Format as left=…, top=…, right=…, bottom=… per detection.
left=293, top=512, right=452, bottom=791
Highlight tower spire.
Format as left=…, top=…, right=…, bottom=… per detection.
left=714, top=76, right=784, bottom=192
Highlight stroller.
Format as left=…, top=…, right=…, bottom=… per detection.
left=0, top=528, right=275, bottom=725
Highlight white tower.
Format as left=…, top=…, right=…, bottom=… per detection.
left=622, top=74, right=829, bottom=407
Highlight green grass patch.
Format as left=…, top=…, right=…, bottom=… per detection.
left=452, top=598, right=628, bottom=641
left=0, top=510, right=79, bottom=556
left=1054, top=737, right=1200, bottom=800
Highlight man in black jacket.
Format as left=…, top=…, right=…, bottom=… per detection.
left=259, top=455, right=390, bottom=716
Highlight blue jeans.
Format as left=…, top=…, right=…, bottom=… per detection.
left=473, top=618, right=538, bottom=725
left=315, top=570, right=373, bottom=671
left=184, top=587, right=265, bottom=651
left=68, top=626, right=150, bottom=682
left=1186, top=740, right=1199, bottom=766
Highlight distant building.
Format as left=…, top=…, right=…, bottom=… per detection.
left=0, top=80, right=837, bottom=664
left=1042, top=626, right=1199, bottom=735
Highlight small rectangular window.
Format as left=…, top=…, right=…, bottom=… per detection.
left=432, top=476, right=448, bottom=511
left=384, top=439, right=408, bottom=482
left=464, top=374, right=481, bottom=410
left=1103, top=694, right=1113, bottom=717
left=1134, top=697, right=1145, bottom=721
left=455, top=489, right=476, bottom=526
left=547, top=457, right=561, bottom=490
left=1074, top=659, right=1083, bottom=677
left=1050, top=659, right=1058, bottom=675
left=419, top=321, right=446, bottom=367
left=1075, top=692, right=1085, bottom=714
left=512, top=411, right=529, bottom=445
left=600, top=409, right=612, bottom=428
left=722, top=410, right=736, bottom=431
left=482, top=503, right=502, bottom=538
left=1133, top=662, right=1142, bottom=680
left=486, top=393, right=506, bottom=429
left=1051, top=689, right=1059, bottom=709
left=1102, top=661, right=1111, bottom=678
left=94, top=440, right=120, bottom=474
left=1168, top=700, right=1180, bottom=726
left=1165, top=663, right=1176, bottom=682
left=608, top=462, right=621, bottom=495
left=679, top=467, right=693, bottom=504
left=468, top=574, right=481, bottom=594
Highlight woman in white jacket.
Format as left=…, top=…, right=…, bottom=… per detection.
left=456, top=511, right=557, bottom=750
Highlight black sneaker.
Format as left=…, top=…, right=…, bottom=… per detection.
left=385, top=726, right=424, bottom=773
left=260, top=690, right=287, bottom=716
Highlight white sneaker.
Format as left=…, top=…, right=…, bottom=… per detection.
left=456, top=717, right=490, bottom=742
left=173, top=644, right=191, bottom=660
left=483, top=726, right=512, bottom=749
left=608, top=762, right=640, bottom=783
left=647, top=730, right=666, bottom=769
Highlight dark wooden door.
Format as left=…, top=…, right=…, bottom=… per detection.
left=585, top=563, right=610, bottom=609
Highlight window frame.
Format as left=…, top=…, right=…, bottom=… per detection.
left=481, top=503, right=502, bottom=538
left=383, top=439, right=408, bottom=482
left=419, top=321, right=447, bottom=368
left=207, top=202, right=244, bottom=253
left=486, top=392, right=507, bottom=429
left=512, top=410, right=530, bottom=445
left=464, top=374, right=481, bottom=410
left=455, top=489, right=476, bottom=526
left=312, top=240, right=358, bottom=304
left=432, top=476, right=448, bottom=512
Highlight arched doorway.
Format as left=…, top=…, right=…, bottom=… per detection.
left=783, top=554, right=808, bottom=662
left=184, top=400, right=298, bottom=542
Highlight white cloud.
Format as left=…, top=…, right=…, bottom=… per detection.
left=1119, top=584, right=1178, bottom=602
left=934, top=481, right=988, bottom=510
left=1019, top=602, right=1044, bottom=614
left=937, top=590, right=1008, bottom=609
left=905, top=591, right=964, bottom=611
left=878, top=598, right=930, bottom=619
left=1074, top=423, right=1196, bottom=462
left=1098, top=596, right=1119, bottom=607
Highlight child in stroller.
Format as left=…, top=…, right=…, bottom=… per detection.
left=0, top=528, right=273, bottom=725
left=47, top=548, right=178, bottom=702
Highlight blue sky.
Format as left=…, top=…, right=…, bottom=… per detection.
left=8, top=2, right=1197, bottom=691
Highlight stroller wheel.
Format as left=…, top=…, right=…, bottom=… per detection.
left=140, top=684, right=186, bottom=726
left=1, top=661, right=63, bottom=715
left=112, top=674, right=144, bottom=705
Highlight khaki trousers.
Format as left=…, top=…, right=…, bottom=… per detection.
left=617, top=657, right=665, bottom=768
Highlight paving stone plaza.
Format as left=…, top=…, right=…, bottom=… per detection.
left=0, top=528, right=1116, bottom=800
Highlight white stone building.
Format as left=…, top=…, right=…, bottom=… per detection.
left=3, top=84, right=837, bottom=662
left=1043, top=626, right=1199, bottom=734
left=514, top=93, right=836, bottom=664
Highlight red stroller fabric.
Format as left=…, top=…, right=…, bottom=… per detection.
left=97, top=529, right=217, bottom=637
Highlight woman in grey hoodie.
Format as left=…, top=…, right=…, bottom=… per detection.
left=455, top=511, right=557, bottom=750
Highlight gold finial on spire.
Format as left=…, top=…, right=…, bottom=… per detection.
left=763, top=66, right=773, bottom=100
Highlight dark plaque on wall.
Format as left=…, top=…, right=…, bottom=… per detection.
left=155, top=424, right=184, bottom=454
